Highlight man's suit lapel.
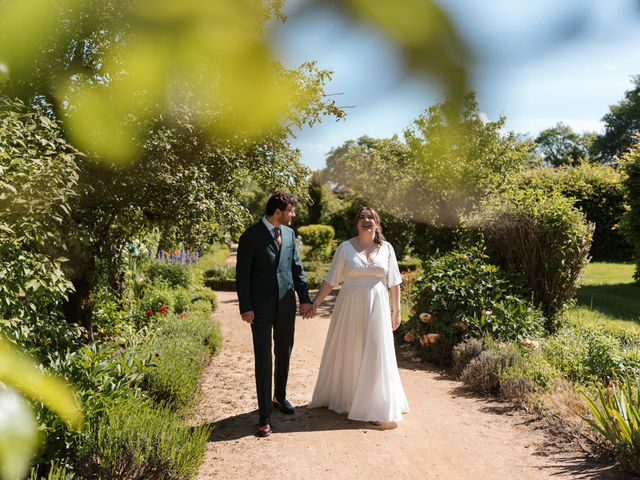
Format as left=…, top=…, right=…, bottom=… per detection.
left=257, top=221, right=279, bottom=257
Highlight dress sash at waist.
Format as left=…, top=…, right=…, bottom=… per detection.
left=343, top=276, right=385, bottom=287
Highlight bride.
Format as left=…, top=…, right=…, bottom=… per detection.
left=306, top=207, right=409, bottom=424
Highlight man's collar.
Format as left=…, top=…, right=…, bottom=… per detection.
left=262, top=216, right=278, bottom=231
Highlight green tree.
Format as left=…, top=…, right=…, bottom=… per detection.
left=2, top=2, right=345, bottom=331
left=535, top=122, right=594, bottom=167
left=0, top=0, right=470, bottom=165
left=323, top=135, right=412, bottom=218
left=323, top=93, right=536, bottom=228
left=404, top=93, right=536, bottom=226
left=291, top=172, right=345, bottom=227
left=62, top=95, right=328, bottom=331
left=620, top=139, right=640, bottom=282
left=512, top=163, right=632, bottom=261
left=0, top=98, right=77, bottom=324
left=592, top=75, right=640, bottom=163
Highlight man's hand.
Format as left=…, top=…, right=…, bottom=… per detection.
left=300, top=303, right=315, bottom=319
left=241, top=310, right=255, bottom=324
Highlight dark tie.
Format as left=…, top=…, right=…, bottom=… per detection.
left=273, top=227, right=282, bottom=249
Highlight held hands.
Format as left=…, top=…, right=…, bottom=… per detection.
left=300, top=303, right=316, bottom=319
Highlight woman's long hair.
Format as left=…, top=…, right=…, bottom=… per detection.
left=354, top=207, right=385, bottom=245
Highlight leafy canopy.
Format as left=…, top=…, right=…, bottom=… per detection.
left=323, top=92, right=536, bottom=226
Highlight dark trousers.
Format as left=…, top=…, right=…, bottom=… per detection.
left=251, top=314, right=295, bottom=419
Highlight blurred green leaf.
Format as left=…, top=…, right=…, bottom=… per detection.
left=0, top=388, right=39, bottom=480
left=0, top=338, right=83, bottom=429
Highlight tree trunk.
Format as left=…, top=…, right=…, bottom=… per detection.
left=63, top=276, right=95, bottom=342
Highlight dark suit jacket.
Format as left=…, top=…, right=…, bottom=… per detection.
left=236, top=220, right=311, bottom=321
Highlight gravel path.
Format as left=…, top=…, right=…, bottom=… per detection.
left=191, top=248, right=625, bottom=479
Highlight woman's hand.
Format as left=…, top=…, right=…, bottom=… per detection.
left=391, top=311, right=401, bottom=331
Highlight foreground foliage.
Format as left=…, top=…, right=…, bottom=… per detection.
left=585, top=379, right=640, bottom=474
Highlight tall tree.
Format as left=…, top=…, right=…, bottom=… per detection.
left=592, top=75, right=640, bottom=163
left=535, top=122, right=594, bottom=167
left=323, top=93, right=535, bottom=227
left=1, top=2, right=345, bottom=331
left=0, top=0, right=469, bottom=165
left=403, top=93, right=536, bottom=225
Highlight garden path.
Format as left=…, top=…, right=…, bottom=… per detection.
left=191, top=248, right=626, bottom=480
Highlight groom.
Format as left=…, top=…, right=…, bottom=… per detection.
left=236, top=191, right=313, bottom=437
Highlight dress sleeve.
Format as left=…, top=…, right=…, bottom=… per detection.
left=386, top=242, right=402, bottom=287
left=323, top=243, right=346, bottom=287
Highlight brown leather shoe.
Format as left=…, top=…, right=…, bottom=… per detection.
left=257, top=416, right=271, bottom=437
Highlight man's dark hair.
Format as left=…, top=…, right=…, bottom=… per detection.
left=266, top=191, right=297, bottom=216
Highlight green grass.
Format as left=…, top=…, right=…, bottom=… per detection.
left=568, top=262, right=640, bottom=332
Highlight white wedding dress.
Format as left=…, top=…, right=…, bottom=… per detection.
left=309, top=240, right=409, bottom=422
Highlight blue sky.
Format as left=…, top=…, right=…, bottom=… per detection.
left=272, top=0, right=640, bottom=170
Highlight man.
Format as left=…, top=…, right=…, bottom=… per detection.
left=236, top=191, right=313, bottom=437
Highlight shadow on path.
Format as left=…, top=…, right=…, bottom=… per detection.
left=204, top=404, right=393, bottom=442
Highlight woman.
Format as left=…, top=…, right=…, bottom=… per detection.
left=307, top=207, right=409, bottom=424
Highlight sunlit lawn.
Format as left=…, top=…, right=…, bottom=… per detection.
left=569, top=262, right=640, bottom=333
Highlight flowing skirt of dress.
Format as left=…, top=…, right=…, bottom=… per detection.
left=309, top=277, right=409, bottom=422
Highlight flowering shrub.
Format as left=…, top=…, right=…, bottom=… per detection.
left=403, top=243, right=545, bottom=364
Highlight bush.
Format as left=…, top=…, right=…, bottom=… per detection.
left=192, top=244, right=230, bottom=273
left=404, top=244, right=545, bottom=364
left=452, top=338, right=484, bottom=378
left=0, top=98, right=78, bottom=323
left=303, top=261, right=331, bottom=289
left=190, top=287, right=218, bottom=312
left=498, top=361, right=535, bottom=407
left=297, top=224, right=335, bottom=261
left=397, top=257, right=422, bottom=272
left=144, top=262, right=192, bottom=289
left=156, top=312, right=222, bottom=356
left=469, top=187, right=593, bottom=331
left=544, top=326, right=640, bottom=383
left=378, top=212, right=415, bottom=260
left=140, top=327, right=209, bottom=410
left=411, top=223, right=459, bottom=259
left=513, top=163, right=632, bottom=261
left=460, top=350, right=503, bottom=394
left=203, top=265, right=236, bottom=291
left=136, top=309, right=221, bottom=410
left=140, top=285, right=174, bottom=316
left=461, top=344, right=526, bottom=396
left=189, top=299, right=214, bottom=317
left=621, top=143, right=640, bottom=282
left=76, top=399, right=209, bottom=480
left=172, top=288, right=191, bottom=314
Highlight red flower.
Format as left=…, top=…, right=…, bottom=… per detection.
left=179, top=313, right=188, bottom=318
left=146, top=309, right=154, bottom=316
left=159, top=305, right=168, bottom=314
